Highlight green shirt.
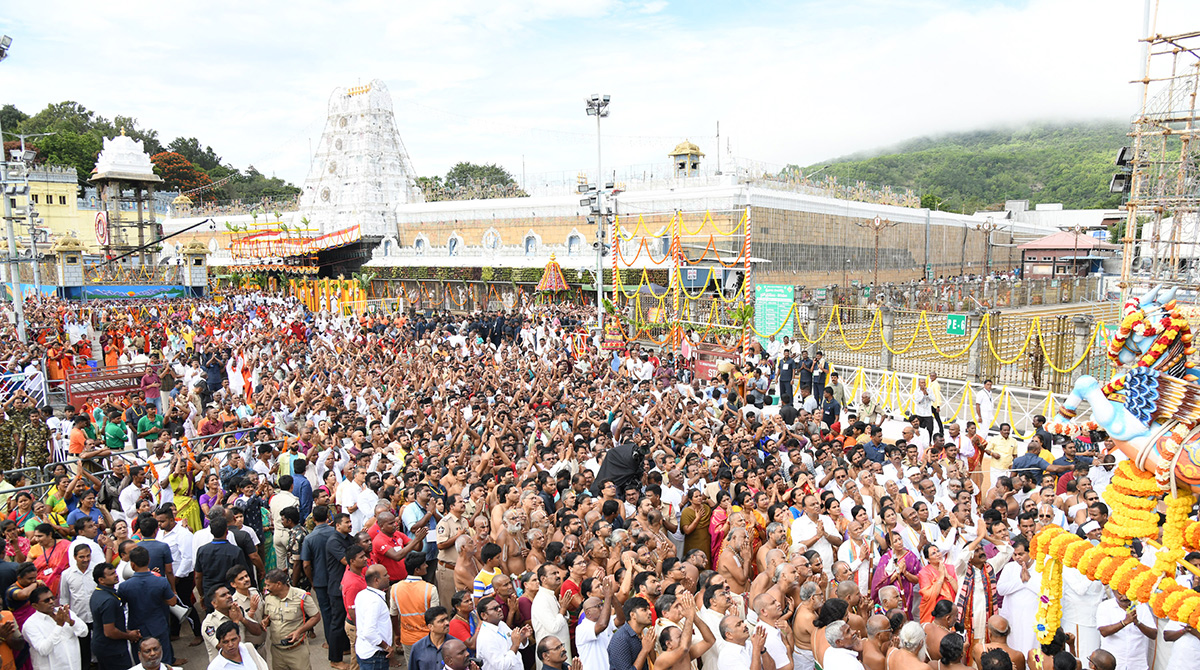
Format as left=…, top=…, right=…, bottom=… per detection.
left=103, top=420, right=128, bottom=451
left=137, top=415, right=164, bottom=441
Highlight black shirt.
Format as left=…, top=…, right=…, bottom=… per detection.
left=301, top=524, right=336, bottom=589
left=137, top=539, right=174, bottom=575
left=195, top=538, right=249, bottom=595
left=326, top=531, right=355, bottom=588
left=90, top=584, right=129, bottom=655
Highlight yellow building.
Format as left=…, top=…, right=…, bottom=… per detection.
left=25, top=166, right=80, bottom=243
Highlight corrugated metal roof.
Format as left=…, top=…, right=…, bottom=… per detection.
left=1018, top=231, right=1120, bottom=251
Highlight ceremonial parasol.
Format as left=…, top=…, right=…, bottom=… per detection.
left=535, top=253, right=568, bottom=292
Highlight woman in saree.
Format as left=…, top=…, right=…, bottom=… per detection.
left=27, top=522, right=70, bottom=597
left=869, top=529, right=922, bottom=618
left=0, top=520, right=29, bottom=562
left=708, top=490, right=733, bottom=561
left=7, top=492, right=33, bottom=530
left=170, top=458, right=202, bottom=531
left=199, top=473, right=222, bottom=524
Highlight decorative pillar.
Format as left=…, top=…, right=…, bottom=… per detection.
left=1071, top=315, right=1093, bottom=384
left=880, top=305, right=895, bottom=371
left=966, top=311, right=985, bottom=382
left=805, top=301, right=821, bottom=357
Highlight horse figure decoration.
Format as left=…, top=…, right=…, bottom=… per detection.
left=1032, top=285, right=1200, bottom=643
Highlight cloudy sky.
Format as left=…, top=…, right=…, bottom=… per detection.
left=2, top=0, right=1198, bottom=189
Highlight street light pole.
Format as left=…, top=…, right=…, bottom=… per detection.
left=0, top=34, right=26, bottom=342
left=976, top=216, right=1000, bottom=276
left=585, top=94, right=610, bottom=338
left=5, top=131, right=55, bottom=298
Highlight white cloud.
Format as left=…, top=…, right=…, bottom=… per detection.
left=1, top=0, right=1197, bottom=189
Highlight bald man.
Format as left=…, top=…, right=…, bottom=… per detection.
left=970, top=616, right=1025, bottom=670
left=1087, top=649, right=1115, bottom=670
left=862, top=615, right=892, bottom=670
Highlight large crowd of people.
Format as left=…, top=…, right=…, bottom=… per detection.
left=0, top=290, right=1184, bottom=670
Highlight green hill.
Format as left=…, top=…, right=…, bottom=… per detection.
left=799, top=121, right=1130, bottom=212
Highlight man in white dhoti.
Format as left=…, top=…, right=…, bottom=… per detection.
left=950, top=533, right=1012, bottom=652
left=1063, top=525, right=1107, bottom=662
left=996, top=538, right=1040, bottom=655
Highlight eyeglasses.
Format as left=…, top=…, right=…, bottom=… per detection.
left=1038, top=514, right=1053, bottom=519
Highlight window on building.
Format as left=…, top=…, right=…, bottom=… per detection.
left=567, top=235, right=582, bottom=256
left=524, top=235, right=537, bottom=256
left=59, top=195, right=66, bottom=205
left=30, top=194, right=38, bottom=204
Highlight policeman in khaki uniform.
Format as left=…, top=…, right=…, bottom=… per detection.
left=262, top=569, right=321, bottom=670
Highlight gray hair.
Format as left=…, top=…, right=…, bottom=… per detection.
left=799, top=582, right=820, bottom=601
left=766, top=522, right=782, bottom=536
left=898, top=621, right=925, bottom=652
left=825, top=620, right=850, bottom=646
left=878, top=585, right=900, bottom=602
left=773, top=562, right=791, bottom=583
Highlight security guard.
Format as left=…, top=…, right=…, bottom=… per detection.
left=262, top=569, right=321, bottom=670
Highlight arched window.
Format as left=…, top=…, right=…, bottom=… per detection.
left=524, top=235, right=537, bottom=257
left=483, top=229, right=501, bottom=250
left=567, top=234, right=583, bottom=257
left=448, top=236, right=459, bottom=257
left=414, top=237, right=426, bottom=255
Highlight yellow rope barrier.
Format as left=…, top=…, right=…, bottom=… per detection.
left=1035, top=317, right=1099, bottom=374
left=836, top=309, right=881, bottom=351
left=795, top=304, right=837, bottom=344
left=922, top=313, right=986, bottom=359
left=880, top=312, right=924, bottom=355
left=984, top=318, right=1036, bottom=365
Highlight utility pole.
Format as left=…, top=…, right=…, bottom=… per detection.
left=855, top=215, right=900, bottom=288
left=585, top=94, right=610, bottom=338
left=975, top=216, right=1001, bottom=276
left=5, top=131, right=55, bottom=298
left=0, top=34, right=27, bottom=342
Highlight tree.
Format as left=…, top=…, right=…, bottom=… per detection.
left=168, top=137, right=222, bottom=171
left=151, top=151, right=215, bottom=200
left=0, top=104, right=27, bottom=133
left=444, top=162, right=519, bottom=190
left=37, top=132, right=102, bottom=185
left=19, top=101, right=105, bottom=135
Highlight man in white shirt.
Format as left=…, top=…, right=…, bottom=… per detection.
left=698, top=584, right=732, bottom=670
left=576, top=594, right=614, bottom=670
left=155, top=505, right=196, bottom=639
left=1097, top=592, right=1156, bottom=670
left=716, top=614, right=766, bottom=670
left=821, top=621, right=863, bottom=670
left=974, top=380, right=995, bottom=438
left=353, top=565, right=394, bottom=670
left=58, top=545, right=95, bottom=639
left=530, top=565, right=571, bottom=669
left=22, top=584, right=89, bottom=670
left=476, top=595, right=530, bottom=670
left=790, top=495, right=840, bottom=574
left=752, top=594, right=793, bottom=670
left=337, top=469, right=367, bottom=533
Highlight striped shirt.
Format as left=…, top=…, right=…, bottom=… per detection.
left=473, top=567, right=501, bottom=601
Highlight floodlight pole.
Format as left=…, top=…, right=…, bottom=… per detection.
left=586, top=94, right=610, bottom=339
left=0, top=37, right=25, bottom=342
left=5, top=131, right=55, bottom=298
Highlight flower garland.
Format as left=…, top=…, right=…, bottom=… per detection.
left=1035, top=554, right=1064, bottom=646
left=1111, top=461, right=1164, bottom=497
left=1166, top=492, right=1196, bottom=549
left=1186, top=522, right=1200, bottom=551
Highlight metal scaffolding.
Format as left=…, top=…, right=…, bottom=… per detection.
left=1120, top=8, right=1200, bottom=298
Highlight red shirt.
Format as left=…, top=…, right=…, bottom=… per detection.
left=341, top=568, right=368, bottom=624
left=372, top=529, right=411, bottom=581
